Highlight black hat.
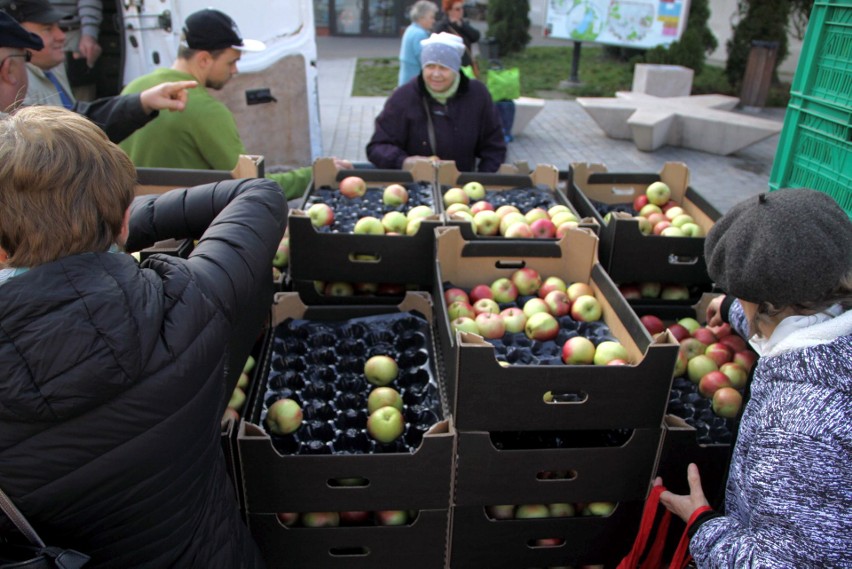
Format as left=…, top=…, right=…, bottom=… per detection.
left=0, top=9, right=44, bottom=49
left=1, top=0, right=64, bottom=24
left=182, top=9, right=265, bottom=52
left=705, top=189, right=852, bottom=306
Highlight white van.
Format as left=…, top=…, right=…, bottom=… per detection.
left=94, top=0, right=321, bottom=167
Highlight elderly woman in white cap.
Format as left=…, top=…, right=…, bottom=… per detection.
left=398, top=0, right=438, bottom=86
left=658, top=188, right=852, bottom=567
left=367, top=31, right=505, bottom=173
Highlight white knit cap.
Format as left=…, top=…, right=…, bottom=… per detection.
left=420, top=32, right=465, bottom=72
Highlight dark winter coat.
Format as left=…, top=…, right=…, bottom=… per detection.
left=73, top=93, right=155, bottom=143
left=366, top=73, right=506, bottom=173
left=433, top=15, right=481, bottom=67
left=0, top=179, right=286, bottom=568
left=691, top=300, right=852, bottom=567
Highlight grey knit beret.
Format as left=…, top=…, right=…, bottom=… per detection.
left=705, top=189, right=852, bottom=306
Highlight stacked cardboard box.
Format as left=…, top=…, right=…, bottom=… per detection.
left=433, top=226, right=680, bottom=567
left=237, top=293, right=456, bottom=568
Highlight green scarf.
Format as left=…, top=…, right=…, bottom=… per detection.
left=424, top=73, right=461, bottom=104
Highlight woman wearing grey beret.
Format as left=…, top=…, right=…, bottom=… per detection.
left=658, top=188, right=852, bottom=567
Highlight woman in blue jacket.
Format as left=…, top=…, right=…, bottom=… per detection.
left=659, top=189, right=852, bottom=567
left=398, top=0, right=438, bottom=86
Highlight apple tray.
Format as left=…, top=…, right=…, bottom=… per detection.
left=449, top=501, right=643, bottom=568
left=566, top=161, right=721, bottom=285
left=288, top=158, right=441, bottom=286
left=433, top=226, right=680, bottom=432
left=237, top=292, right=456, bottom=514
left=246, top=509, right=450, bottom=569
left=437, top=162, right=598, bottom=240
left=288, top=278, right=410, bottom=306
left=453, top=427, right=664, bottom=507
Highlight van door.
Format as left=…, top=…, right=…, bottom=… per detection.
left=117, top=0, right=321, bottom=166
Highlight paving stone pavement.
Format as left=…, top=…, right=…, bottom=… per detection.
left=316, top=35, right=786, bottom=214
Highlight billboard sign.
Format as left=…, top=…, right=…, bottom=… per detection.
left=544, top=0, right=691, bottom=49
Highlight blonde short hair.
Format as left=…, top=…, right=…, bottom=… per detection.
left=0, top=106, right=136, bottom=267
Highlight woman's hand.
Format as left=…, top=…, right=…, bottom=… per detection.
left=659, top=463, right=710, bottom=523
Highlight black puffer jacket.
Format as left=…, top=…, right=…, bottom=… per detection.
left=0, top=178, right=286, bottom=568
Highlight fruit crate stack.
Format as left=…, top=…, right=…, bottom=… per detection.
left=768, top=0, right=852, bottom=217
left=432, top=226, right=680, bottom=568
left=286, top=157, right=442, bottom=303
left=236, top=292, right=456, bottom=568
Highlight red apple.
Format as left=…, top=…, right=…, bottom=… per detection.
left=504, top=221, right=534, bottom=238
left=544, top=290, right=572, bottom=317
left=562, top=336, right=596, bottom=365
left=530, top=218, right=556, bottom=239
left=619, top=283, right=642, bottom=300
left=511, top=268, right=542, bottom=296
left=470, top=200, right=495, bottom=215
left=339, top=511, right=372, bottom=525
left=339, top=176, right=367, bottom=198
left=490, top=277, right=519, bottom=303
left=469, top=283, right=494, bottom=304
left=444, top=287, right=470, bottom=305
left=640, top=314, right=666, bottom=335
left=692, top=327, right=718, bottom=346
left=382, top=183, right=409, bottom=206
left=448, top=300, right=476, bottom=320
left=734, top=350, right=758, bottom=373
left=276, top=512, right=299, bottom=527
left=705, top=342, right=734, bottom=366
left=566, top=282, right=595, bottom=302
left=653, top=220, right=672, bottom=235
left=539, top=276, right=568, bottom=298
left=712, top=387, right=743, bottom=418
left=667, top=323, right=691, bottom=342
left=633, top=194, right=649, bottom=212
left=698, top=370, right=733, bottom=397
left=718, top=334, right=748, bottom=353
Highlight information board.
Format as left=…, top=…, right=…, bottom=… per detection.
left=544, top=0, right=691, bottom=49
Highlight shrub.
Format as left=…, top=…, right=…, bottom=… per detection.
left=486, top=0, right=531, bottom=56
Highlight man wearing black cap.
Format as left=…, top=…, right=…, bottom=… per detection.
left=1, top=10, right=196, bottom=142
left=1, top=0, right=78, bottom=108
left=119, top=8, right=349, bottom=200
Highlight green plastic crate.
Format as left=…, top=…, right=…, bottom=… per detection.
left=769, top=96, right=852, bottom=216
left=790, top=0, right=852, bottom=107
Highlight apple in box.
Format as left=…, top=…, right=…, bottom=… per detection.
left=266, top=398, right=303, bottom=435
left=339, top=176, right=367, bottom=198
left=444, top=287, right=470, bottom=305
left=473, top=298, right=500, bottom=315
left=712, top=387, right=743, bottom=418
left=561, top=336, right=596, bottom=365
left=367, top=406, right=405, bottom=443
left=463, top=181, right=487, bottom=201
left=451, top=316, right=479, bottom=335
left=525, top=312, right=559, bottom=341
left=522, top=297, right=550, bottom=318
left=500, top=307, right=527, bottom=333
left=307, top=203, right=334, bottom=227
left=570, top=295, right=602, bottom=322
left=364, top=355, right=398, bottom=386
left=473, top=210, right=501, bottom=236
left=382, top=183, right=409, bottom=206
left=490, top=278, right=519, bottom=303
left=475, top=312, right=506, bottom=339
left=469, top=283, right=494, bottom=303
left=593, top=341, right=629, bottom=366
left=367, top=386, right=403, bottom=413
left=645, top=181, right=671, bottom=206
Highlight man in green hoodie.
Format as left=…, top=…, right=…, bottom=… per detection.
left=120, top=8, right=348, bottom=199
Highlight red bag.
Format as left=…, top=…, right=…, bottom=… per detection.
left=617, top=485, right=692, bottom=569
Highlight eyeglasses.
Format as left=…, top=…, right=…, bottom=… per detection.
left=0, top=51, right=32, bottom=68
left=450, top=6, right=463, bottom=11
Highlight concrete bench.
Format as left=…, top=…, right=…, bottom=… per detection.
left=576, top=91, right=782, bottom=155
left=511, top=96, right=545, bottom=136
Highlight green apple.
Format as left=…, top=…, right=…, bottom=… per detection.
left=381, top=211, right=408, bottom=234
left=307, top=203, right=334, bottom=227
left=382, top=183, right=409, bottom=206
left=353, top=216, right=385, bottom=235
left=367, top=387, right=403, bottom=414
left=367, top=406, right=405, bottom=443
left=364, top=355, right=399, bottom=386
left=265, top=398, right=303, bottom=435
left=593, top=340, right=629, bottom=365
left=443, top=187, right=469, bottom=206
left=645, top=181, right=671, bottom=206
left=462, top=181, right=486, bottom=201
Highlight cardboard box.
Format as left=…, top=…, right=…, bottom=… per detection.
left=289, top=279, right=410, bottom=306
left=566, top=162, right=721, bottom=285
left=454, top=427, right=664, bottom=506
left=248, top=508, right=450, bottom=569
left=288, top=158, right=440, bottom=286
left=433, top=226, right=680, bottom=431
left=237, top=292, right=456, bottom=514
left=438, top=162, right=597, bottom=239
left=134, top=154, right=264, bottom=196
left=449, top=502, right=643, bottom=568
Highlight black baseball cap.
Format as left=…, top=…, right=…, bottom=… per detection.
left=1, top=0, right=64, bottom=24
left=182, top=9, right=265, bottom=52
left=0, top=9, right=45, bottom=49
